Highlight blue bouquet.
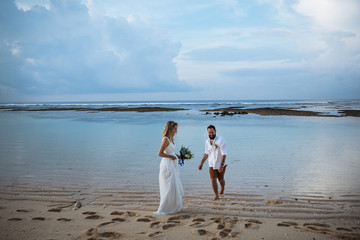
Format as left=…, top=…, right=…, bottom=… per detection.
left=178, top=145, right=194, bottom=166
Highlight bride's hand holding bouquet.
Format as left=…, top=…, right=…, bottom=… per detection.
left=178, top=145, right=194, bottom=166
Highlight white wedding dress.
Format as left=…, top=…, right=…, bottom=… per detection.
left=154, top=137, right=184, bottom=215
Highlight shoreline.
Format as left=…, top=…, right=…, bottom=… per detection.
left=1, top=184, right=359, bottom=239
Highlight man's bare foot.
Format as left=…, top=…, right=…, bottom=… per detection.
left=213, top=196, right=219, bottom=201
left=220, top=190, right=224, bottom=195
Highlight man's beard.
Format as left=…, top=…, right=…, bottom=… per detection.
left=209, top=134, right=216, bottom=140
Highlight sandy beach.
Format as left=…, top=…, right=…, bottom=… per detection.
left=1, top=183, right=359, bottom=240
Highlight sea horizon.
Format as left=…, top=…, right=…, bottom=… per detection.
left=1, top=98, right=359, bottom=104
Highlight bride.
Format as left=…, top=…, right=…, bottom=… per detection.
left=154, top=121, right=184, bottom=215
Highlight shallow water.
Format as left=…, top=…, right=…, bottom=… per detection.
left=0, top=100, right=360, bottom=198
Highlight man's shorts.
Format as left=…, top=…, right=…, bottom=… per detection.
left=209, top=166, right=226, bottom=180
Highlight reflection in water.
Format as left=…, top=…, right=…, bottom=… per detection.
left=0, top=110, right=359, bottom=199
left=293, top=130, right=360, bottom=195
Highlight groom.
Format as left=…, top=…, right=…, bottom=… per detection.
left=198, top=125, right=227, bottom=200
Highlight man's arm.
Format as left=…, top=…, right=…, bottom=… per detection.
left=218, top=137, right=227, bottom=173
left=198, top=153, right=208, bottom=170
left=218, top=154, right=226, bottom=173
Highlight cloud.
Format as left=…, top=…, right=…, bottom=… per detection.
left=292, top=0, right=360, bottom=73
left=175, top=1, right=360, bottom=99
left=184, top=46, right=294, bottom=62
left=2, top=0, right=359, bottom=101
left=293, top=0, right=360, bottom=32
left=0, top=0, right=189, bottom=100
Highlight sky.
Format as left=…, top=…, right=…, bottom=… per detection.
left=1, top=0, right=359, bottom=102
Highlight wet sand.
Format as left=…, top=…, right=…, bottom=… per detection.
left=1, top=184, right=359, bottom=240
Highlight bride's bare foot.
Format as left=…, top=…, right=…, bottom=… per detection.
left=213, top=196, right=219, bottom=201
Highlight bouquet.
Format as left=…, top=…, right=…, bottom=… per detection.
left=178, top=145, right=194, bottom=166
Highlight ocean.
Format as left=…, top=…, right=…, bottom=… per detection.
left=1, top=99, right=360, bottom=198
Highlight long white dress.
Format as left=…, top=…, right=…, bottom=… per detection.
left=154, top=137, right=184, bottom=215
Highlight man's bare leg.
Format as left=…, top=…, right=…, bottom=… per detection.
left=219, top=179, right=225, bottom=195
left=211, top=178, right=219, bottom=200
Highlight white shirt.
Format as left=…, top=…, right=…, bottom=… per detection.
left=205, top=136, right=227, bottom=170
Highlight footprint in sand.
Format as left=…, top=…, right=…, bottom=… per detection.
left=244, top=223, right=253, bottom=228
left=245, top=219, right=263, bottom=224
left=85, top=228, right=95, bottom=236
left=217, top=224, right=225, bottom=229
left=303, top=223, right=330, bottom=234
left=32, top=217, right=45, bottom=221
left=190, top=218, right=206, bottom=226
left=192, top=229, right=207, bottom=236
left=57, top=218, right=71, bottom=222
left=137, top=215, right=155, bottom=223
left=97, top=231, right=121, bottom=238
left=48, top=208, right=62, bottom=212
left=8, top=218, right=22, bottom=221
left=336, top=227, right=353, bottom=232
left=110, top=211, right=124, bottom=216
left=211, top=217, right=223, bottom=224
left=16, top=209, right=29, bottom=213
left=98, top=222, right=114, bottom=227
left=219, top=228, right=232, bottom=238
left=150, top=221, right=161, bottom=228
left=192, top=218, right=215, bottom=228
left=277, top=222, right=298, bottom=227
left=167, top=215, right=190, bottom=221
left=149, top=231, right=162, bottom=237
left=197, top=229, right=207, bottom=236
left=112, top=217, right=126, bottom=222
left=125, top=211, right=137, bottom=217
left=166, top=215, right=190, bottom=225
left=82, top=211, right=97, bottom=215
left=192, top=218, right=205, bottom=222
left=243, top=219, right=262, bottom=229
left=162, top=223, right=177, bottom=230
left=190, top=222, right=201, bottom=227
left=85, top=215, right=103, bottom=220
left=303, top=223, right=330, bottom=228
left=82, top=211, right=102, bottom=219
left=137, top=217, right=153, bottom=222
left=167, top=220, right=181, bottom=224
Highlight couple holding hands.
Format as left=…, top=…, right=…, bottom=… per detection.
left=154, top=121, right=228, bottom=215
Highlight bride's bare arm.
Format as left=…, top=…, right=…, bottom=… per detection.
left=158, top=138, right=177, bottom=160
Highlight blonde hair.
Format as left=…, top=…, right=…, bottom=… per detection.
left=162, top=121, right=178, bottom=142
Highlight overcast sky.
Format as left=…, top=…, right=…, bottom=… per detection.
left=1, top=0, right=359, bottom=102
